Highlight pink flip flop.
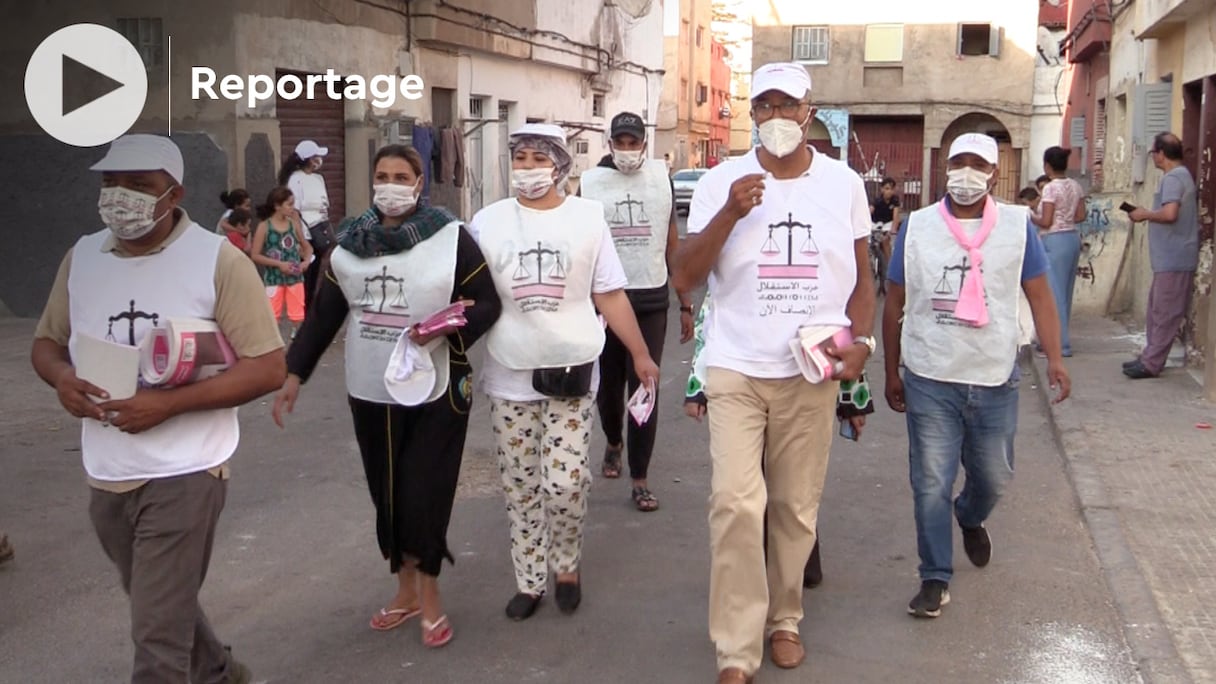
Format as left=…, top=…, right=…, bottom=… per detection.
left=421, top=615, right=454, bottom=648
left=370, top=605, right=421, bottom=631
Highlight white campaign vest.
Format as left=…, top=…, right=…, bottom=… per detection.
left=703, top=176, right=858, bottom=377
left=580, top=160, right=671, bottom=289
left=330, top=220, right=460, bottom=404
left=67, top=222, right=238, bottom=481
left=476, top=197, right=606, bottom=370
left=902, top=202, right=1028, bottom=386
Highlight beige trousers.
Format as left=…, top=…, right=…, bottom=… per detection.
left=705, top=368, right=838, bottom=674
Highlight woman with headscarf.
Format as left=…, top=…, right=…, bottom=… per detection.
left=272, top=144, right=502, bottom=648
left=468, top=124, right=660, bottom=620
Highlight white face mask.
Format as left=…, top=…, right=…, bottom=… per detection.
left=945, top=166, right=993, bottom=206
left=373, top=181, right=420, bottom=217
left=612, top=148, right=645, bottom=174
left=758, top=114, right=808, bottom=158
left=98, top=186, right=174, bottom=240
left=511, top=167, right=556, bottom=199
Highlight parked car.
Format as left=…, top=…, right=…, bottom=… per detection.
left=672, top=168, right=708, bottom=215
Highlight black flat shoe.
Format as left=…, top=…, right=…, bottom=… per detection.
left=1123, top=361, right=1158, bottom=380
left=555, top=581, right=582, bottom=614
left=1122, top=358, right=1140, bottom=370
left=505, top=592, right=541, bottom=621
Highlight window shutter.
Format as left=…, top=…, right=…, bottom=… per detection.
left=1069, top=116, right=1086, bottom=147
left=989, top=26, right=1002, bottom=58
left=1133, top=82, right=1173, bottom=183
left=956, top=24, right=963, bottom=56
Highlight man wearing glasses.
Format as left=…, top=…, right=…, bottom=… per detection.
left=673, top=62, right=875, bottom=683
left=1124, top=132, right=1200, bottom=379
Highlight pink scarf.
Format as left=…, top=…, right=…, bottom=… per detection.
left=936, top=197, right=997, bottom=327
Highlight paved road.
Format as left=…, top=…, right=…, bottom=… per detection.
left=0, top=306, right=1140, bottom=683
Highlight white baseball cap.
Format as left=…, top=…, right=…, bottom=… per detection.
left=383, top=336, right=450, bottom=407
left=90, top=134, right=185, bottom=184
left=509, top=123, right=566, bottom=142
left=948, top=133, right=999, bottom=164
left=294, top=140, right=329, bottom=159
left=751, top=62, right=812, bottom=100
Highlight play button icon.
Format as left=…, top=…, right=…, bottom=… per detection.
left=62, top=54, right=127, bottom=117
left=25, top=23, right=149, bottom=147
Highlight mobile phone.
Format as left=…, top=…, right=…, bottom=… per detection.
left=1120, top=202, right=1137, bottom=213
left=839, top=420, right=858, bottom=441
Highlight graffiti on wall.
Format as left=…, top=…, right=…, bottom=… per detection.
left=1076, top=197, right=1117, bottom=284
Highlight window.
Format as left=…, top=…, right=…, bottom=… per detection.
left=592, top=94, right=605, bottom=118
left=498, top=101, right=512, bottom=122
left=864, top=24, right=904, bottom=63
left=574, top=139, right=589, bottom=155
left=696, top=83, right=708, bottom=105
left=957, top=23, right=1001, bottom=57
left=1093, top=98, right=1106, bottom=188
left=1132, top=82, right=1173, bottom=183
left=117, top=18, right=164, bottom=69
left=468, top=96, right=485, bottom=119
left=792, top=26, right=829, bottom=63
left=696, top=25, right=704, bottom=47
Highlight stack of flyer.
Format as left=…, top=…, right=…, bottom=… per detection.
left=139, top=319, right=236, bottom=388
left=414, top=301, right=469, bottom=336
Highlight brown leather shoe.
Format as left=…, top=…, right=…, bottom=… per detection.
left=770, top=630, right=806, bottom=669
left=717, top=667, right=753, bottom=683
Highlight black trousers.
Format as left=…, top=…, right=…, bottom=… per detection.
left=596, top=306, right=668, bottom=480
left=348, top=374, right=472, bottom=577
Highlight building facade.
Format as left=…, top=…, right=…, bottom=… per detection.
left=1060, top=0, right=1216, bottom=398
left=658, top=0, right=715, bottom=170
left=709, top=39, right=732, bottom=165
left=0, top=0, right=663, bottom=317
left=751, top=0, right=1040, bottom=209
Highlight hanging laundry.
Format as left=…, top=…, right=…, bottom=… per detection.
left=412, top=123, right=436, bottom=199
left=439, top=127, right=466, bottom=187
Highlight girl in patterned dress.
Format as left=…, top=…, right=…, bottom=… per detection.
left=251, top=186, right=312, bottom=338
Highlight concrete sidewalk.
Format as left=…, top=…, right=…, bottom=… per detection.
left=1031, top=314, right=1216, bottom=684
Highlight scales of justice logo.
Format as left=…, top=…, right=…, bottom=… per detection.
left=106, top=299, right=159, bottom=346
left=356, top=266, right=410, bottom=329
left=511, top=241, right=567, bottom=301
left=758, top=213, right=819, bottom=279
left=932, top=256, right=984, bottom=315
left=608, top=193, right=651, bottom=239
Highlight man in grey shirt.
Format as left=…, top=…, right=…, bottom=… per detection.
left=1125, top=132, right=1199, bottom=379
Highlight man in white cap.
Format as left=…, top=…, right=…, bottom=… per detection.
left=672, top=62, right=875, bottom=682
left=882, top=132, right=1069, bottom=618
left=31, top=134, right=286, bottom=682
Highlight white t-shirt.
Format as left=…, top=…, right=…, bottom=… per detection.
left=287, top=170, right=329, bottom=237
left=687, top=148, right=871, bottom=378
left=469, top=202, right=628, bottom=401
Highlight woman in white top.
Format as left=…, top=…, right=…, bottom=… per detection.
left=1030, top=145, right=1087, bottom=357
left=469, top=123, right=660, bottom=621
left=280, top=140, right=332, bottom=312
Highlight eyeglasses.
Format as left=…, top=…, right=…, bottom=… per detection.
left=752, top=100, right=806, bottom=121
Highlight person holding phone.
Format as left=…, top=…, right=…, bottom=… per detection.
left=1123, top=132, right=1200, bottom=379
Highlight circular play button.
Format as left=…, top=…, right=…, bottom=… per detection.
left=24, top=23, right=149, bottom=147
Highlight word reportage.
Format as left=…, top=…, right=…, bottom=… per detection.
left=192, top=68, right=424, bottom=109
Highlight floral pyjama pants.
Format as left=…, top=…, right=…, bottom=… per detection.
left=490, top=396, right=595, bottom=596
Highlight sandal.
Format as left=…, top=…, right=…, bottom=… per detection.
left=631, top=486, right=659, bottom=512
left=421, top=615, right=454, bottom=648
left=601, top=445, right=623, bottom=479
left=369, top=605, right=421, bottom=631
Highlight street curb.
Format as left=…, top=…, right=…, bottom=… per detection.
left=1027, top=353, right=1193, bottom=684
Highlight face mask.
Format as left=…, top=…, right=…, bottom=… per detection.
left=373, top=181, right=420, bottom=217
left=98, top=186, right=174, bottom=240
left=758, top=114, right=808, bottom=158
left=612, top=148, right=645, bottom=174
left=511, top=167, right=555, bottom=199
left=945, top=167, right=993, bottom=206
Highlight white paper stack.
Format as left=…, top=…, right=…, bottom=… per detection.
left=74, top=333, right=140, bottom=402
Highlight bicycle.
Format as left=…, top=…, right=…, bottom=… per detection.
left=869, top=225, right=889, bottom=295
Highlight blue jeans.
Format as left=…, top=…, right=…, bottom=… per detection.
left=1041, top=230, right=1081, bottom=356
left=904, top=371, right=1018, bottom=583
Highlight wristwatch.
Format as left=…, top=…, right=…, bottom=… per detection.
left=854, top=335, right=877, bottom=356
left=680, top=305, right=694, bottom=314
